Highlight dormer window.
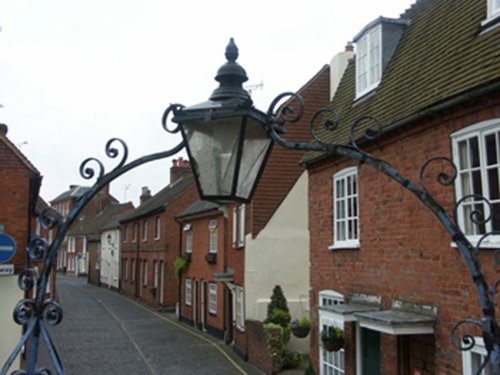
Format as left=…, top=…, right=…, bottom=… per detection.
left=483, top=0, right=500, bottom=27
left=355, top=24, right=382, bottom=98
left=354, top=17, right=409, bottom=99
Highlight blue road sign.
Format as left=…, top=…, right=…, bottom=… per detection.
left=0, top=233, right=16, bottom=264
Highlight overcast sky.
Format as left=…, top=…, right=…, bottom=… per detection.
left=1, top=0, right=414, bottom=206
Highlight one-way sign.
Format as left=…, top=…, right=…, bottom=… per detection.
left=0, top=233, right=16, bottom=264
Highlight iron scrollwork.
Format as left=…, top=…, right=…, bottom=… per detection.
left=265, top=93, right=499, bottom=372
left=1, top=106, right=186, bottom=375
left=2, top=90, right=499, bottom=373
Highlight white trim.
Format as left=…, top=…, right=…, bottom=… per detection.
left=451, top=118, right=500, bottom=246
left=209, top=218, right=218, bottom=253
left=154, top=216, right=161, bottom=240
left=332, top=167, right=360, bottom=249
left=355, top=24, right=382, bottom=99
left=358, top=320, right=434, bottom=335
left=185, top=278, right=192, bottom=306
left=208, top=282, right=217, bottom=315
left=462, top=337, right=494, bottom=374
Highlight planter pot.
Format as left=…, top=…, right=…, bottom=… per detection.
left=205, top=253, right=217, bottom=264
left=322, top=337, right=345, bottom=352
left=291, top=326, right=310, bottom=338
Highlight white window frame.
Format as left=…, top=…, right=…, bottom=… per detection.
left=233, top=205, right=245, bottom=248
left=451, top=119, right=500, bottom=247
left=154, top=216, right=161, bottom=240
left=185, top=278, right=192, bottom=306
left=209, top=218, right=218, bottom=253
left=131, top=258, right=136, bottom=281
left=483, top=0, right=500, bottom=25
left=355, top=24, right=382, bottom=98
left=462, top=337, right=494, bottom=375
left=235, top=286, right=245, bottom=331
left=319, top=290, right=345, bottom=375
left=208, top=282, right=217, bottom=315
left=68, top=237, right=75, bottom=253
left=142, top=220, right=148, bottom=242
left=184, top=224, right=192, bottom=253
left=330, top=167, right=360, bottom=249
left=133, top=223, right=138, bottom=243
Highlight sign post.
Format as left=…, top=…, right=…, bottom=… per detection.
left=0, top=233, right=16, bottom=276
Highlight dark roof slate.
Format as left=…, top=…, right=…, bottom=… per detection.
left=177, top=200, right=221, bottom=219
left=67, top=203, right=133, bottom=240
left=303, top=0, right=500, bottom=163
left=119, top=176, right=195, bottom=222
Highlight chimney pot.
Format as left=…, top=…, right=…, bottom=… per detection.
left=0, top=124, right=7, bottom=136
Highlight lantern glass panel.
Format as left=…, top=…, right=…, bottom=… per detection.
left=237, top=117, right=272, bottom=199
left=182, top=116, right=242, bottom=197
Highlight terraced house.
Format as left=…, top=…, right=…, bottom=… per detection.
left=119, top=158, right=197, bottom=309
left=304, top=0, right=500, bottom=374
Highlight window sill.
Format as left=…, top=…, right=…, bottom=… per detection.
left=328, top=243, right=360, bottom=251
left=450, top=240, right=500, bottom=250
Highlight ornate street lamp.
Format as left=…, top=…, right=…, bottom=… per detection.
left=170, top=38, right=272, bottom=203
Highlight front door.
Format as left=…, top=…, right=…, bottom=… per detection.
left=361, top=328, right=381, bottom=375
left=201, top=280, right=207, bottom=331
left=193, top=279, right=198, bottom=327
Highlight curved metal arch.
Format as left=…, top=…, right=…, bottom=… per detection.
left=1, top=105, right=186, bottom=375
left=265, top=92, right=499, bottom=372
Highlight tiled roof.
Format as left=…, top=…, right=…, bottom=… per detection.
left=303, top=0, right=500, bottom=163
left=177, top=200, right=221, bottom=219
left=0, top=128, right=40, bottom=174
left=68, top=203, right=133, bottom=239
left=50, top=185, right=91, bottom=204
left=119, top=176, right=195, bottom=222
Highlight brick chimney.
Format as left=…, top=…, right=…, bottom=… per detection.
left=170, top=157, right=192, bottom=184
left=140, top=186, right=152, bottom=205
left=0, top=124, right=8, bottom=136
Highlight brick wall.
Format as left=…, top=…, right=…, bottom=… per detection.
left=120, top=182, right=198, bottom=309
left=0, top=139, right=34, bottom=270
left=307, top=94, right=500, bottom=374
left=247, top=320, right=283, bottom=375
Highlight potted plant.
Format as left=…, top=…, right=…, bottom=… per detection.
left=291, top=316, right=311, bottom=338
left=321, top=326, right=344, bottom=352
left=174, top=256, right=189, bottom=280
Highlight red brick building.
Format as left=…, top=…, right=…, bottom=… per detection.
left=68, top=202, right=133, bottom=287
left=0, top=123, right=46, bottom=366
left=176, top=65, right=330, bottom=371
left=176, top=201, right=227, bottom=338
left=119, top=158, right=197, bottom=309
left=304, top=1, right=500, bottom=374
left=51, top=184, right=118, bottom=276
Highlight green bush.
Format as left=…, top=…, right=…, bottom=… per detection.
left=174, top=257, right=189, bottom=280
left=266, top=285, right=289, bottom=321
left=282, top=351, right=302, bottom=369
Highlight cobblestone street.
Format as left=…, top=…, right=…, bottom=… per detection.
left=37, top=276, right=263, bottom=375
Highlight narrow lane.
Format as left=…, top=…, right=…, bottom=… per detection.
left=37, top=276, right=263, bottom=375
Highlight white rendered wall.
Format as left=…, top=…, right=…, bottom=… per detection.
left=245, top=172, right=310, bottom=352
left=100, top=229, right=120, bottom=289
left=0, top=276, right=22, bottom=369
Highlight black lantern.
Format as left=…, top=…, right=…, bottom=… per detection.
left=172, top=38, right=273, bottom=203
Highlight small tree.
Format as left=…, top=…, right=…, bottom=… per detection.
left=266, top=285, right=289, bottom=321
